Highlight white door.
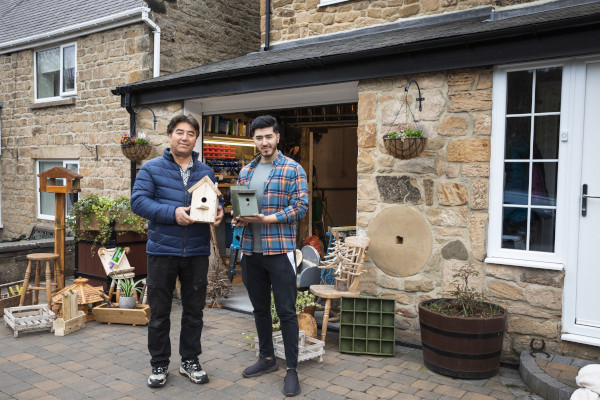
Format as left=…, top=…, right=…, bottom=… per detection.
left=574, top=62, right=600, bottom=331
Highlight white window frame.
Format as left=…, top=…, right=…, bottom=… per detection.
left=33, top=42, right=77, bottom=102
left=36, top=160, right=79, bottom=220
left=318, top=0, right=348, bottom=6
left=487, top=59, right=572, bottom=270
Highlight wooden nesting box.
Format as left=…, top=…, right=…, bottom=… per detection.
left=230, top=186, right=259, bottom=217
left=187, top=176, right=222, bottom=223
left=37, top=166, right=82, bottom=194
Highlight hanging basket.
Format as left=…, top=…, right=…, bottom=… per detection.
left=383, top=136, right=426, bottom=160
left=121, top=144, right=151, bottom=162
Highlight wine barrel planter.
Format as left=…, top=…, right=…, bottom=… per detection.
left=418, top=299, right=507, bottom=379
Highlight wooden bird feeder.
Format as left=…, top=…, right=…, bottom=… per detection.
left=51, top=278, right=104, bottom=321
left=187, top=176, right=222, bottom=223
left=37, top=167, right=83, bottom=289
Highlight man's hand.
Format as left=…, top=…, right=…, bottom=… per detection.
left=214, top=206, right=224, bottom=226
left=238, top=213, right=278, bottom=224
left=175, top=206, right=195, bottom=226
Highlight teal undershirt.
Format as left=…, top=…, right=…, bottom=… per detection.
left=249, top=161, right=274, bottom=253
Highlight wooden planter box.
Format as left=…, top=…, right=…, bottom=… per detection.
left=92, top=303, right=150, bottom=326
left=4, top=304, right=56, bottom=337
left=0, top=281, right=32, bottom=317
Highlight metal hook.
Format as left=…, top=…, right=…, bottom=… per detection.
left=134, top=106, right=157, bottom=131
left=405, top=79, right=425, bottom=112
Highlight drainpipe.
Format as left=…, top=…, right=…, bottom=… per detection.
left=265, top=0, right=271, bottom=51
left=125, top=94, right=137, bottom=193
left=141, top=10, right=161, bottom=77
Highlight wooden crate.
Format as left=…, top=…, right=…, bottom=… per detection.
left=0, top=281, right=32, bottom=317
left=92, top=303, right=150, bottom=326
left=255, top=330, right=325, bottom=363
left=53, top=311, right=86, bottom=336
left=3, top=304, right=56, bottom=337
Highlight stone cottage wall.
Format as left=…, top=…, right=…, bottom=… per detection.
left=354, top=67, right=600, bottom=364
left=264, top=0, right=539, bottom=44
left=149, top=0, right=261, bottom=74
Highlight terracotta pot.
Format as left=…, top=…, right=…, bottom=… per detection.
left=418, top=299, right=507, bottom=379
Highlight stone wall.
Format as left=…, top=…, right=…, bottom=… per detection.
left=149, top=0, right=261, bottom=74
left=264, top=0, right=539, bottom=44
left=354, top=67, right=600, bottom=364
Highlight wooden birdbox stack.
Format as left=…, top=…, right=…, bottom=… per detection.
left=53, top=290, right=86, bottom=336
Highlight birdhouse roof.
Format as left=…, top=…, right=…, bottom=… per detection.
left=37, top=166, right=83, bottom=180
left=188, top=176, right=222, bottom=196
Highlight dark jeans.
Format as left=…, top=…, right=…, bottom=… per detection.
left=242, top=253, right=298, bottom=369
left=146, top=255, right=209, bottom=368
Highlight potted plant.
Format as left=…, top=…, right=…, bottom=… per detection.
left=120, top=133, right=152, bottom=162
left=112, top=274, right=145, bottom=309
left=418, top=264, right=507, bottom=379
left=383, top=128, right=426, bottom=159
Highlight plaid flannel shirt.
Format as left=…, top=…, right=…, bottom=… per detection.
left=237, top=151, right=309, bottom=255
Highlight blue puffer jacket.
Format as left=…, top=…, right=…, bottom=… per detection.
left=131, top=148, right=218, bottom=257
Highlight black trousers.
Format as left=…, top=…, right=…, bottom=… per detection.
left=146, top=255, right=208, bottom=368
left=242, top=253, right=299, bottom=369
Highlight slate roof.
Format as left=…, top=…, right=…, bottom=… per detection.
left=115, top=0, right=600, bottom=98
left=0, top=0, right=141, bottom=46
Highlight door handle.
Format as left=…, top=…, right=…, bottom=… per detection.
left=582, top=184, right=600, bottom=217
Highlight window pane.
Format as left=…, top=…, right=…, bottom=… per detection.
left=502, top=206, right=527, bottom=250
left=505, top=117, right=531, bottom=159
left=531, top=162, right=557, bottom=206
left=36, top=47, right=59, bottom=99
left=535, top=67, right=562, bottom=113
left=507, top=70, right=533, bottom=114
left=64, top=162, right=79, bottom=214
left=529, top=208, right=556, bottom=252
left=39, top=161, right=62, bottom=216
left=504, top=162, right=529, bottom=205
left=533, top=115, right=560, bottom=160
left=62, top=45, right=75, bottom=92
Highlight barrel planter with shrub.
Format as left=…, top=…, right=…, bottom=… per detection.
left=418, top=299, right=507, bottom=379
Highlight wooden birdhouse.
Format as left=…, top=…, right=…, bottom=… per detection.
left=37, top=166, right=82, bottom=194
left=187, top=176, right=222, bottom=223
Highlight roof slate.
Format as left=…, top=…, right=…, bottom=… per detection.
left=116, top=1, right=600, bottom=93
left=0, top=0, right=141, bottom=46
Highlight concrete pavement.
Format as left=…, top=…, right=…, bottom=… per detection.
left=0, top=301, right=542, bottom=400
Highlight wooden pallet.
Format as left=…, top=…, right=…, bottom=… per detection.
left=255, top=330, right=325, bottom=363
left=3, top=304, right=56, bottom=338
left=92, top=303, right=150, bottom=326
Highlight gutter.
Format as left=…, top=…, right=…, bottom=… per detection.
left=0, top=6, right=157, bottom=58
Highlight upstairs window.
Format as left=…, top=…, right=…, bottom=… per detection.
left=34, top=43, right=76, bottom=101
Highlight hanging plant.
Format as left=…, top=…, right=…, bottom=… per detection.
left=120, top=133, right=152, bottom=162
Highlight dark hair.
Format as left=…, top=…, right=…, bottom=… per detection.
left=250, top=115, right=279, bottom=136
left=167, top=114, right=200, bottom=137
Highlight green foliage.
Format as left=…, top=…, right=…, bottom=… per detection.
left=120, top=134, right=149, bottom=146
left=66, top=194, right=147, bottom=250
left=387, top=128, right=423, bottom=141
left=242, top=332, right=257, bottom=349
left=112, top=273, right=145, bottom=298
left=422, top=264, right=504, bottom=318
left=270, top=291, right=318, bottom=332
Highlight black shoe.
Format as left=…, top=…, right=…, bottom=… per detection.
left=180, top=358, right=209, bottom=384
left=283, top=369, right=301, bottom=397
left=242, top=356, right=278, bottom=378
left=147, top=366, right=168, bottom=388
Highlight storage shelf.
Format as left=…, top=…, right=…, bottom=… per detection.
left=339, top=296, right=396, bottom=356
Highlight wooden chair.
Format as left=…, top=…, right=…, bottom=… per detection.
left=19, top=253, right=60, bottom=308
left=310, top=236, right=370, bottom=342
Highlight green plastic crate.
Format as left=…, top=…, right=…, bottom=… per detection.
left=339, top=296, right=395, bottom=356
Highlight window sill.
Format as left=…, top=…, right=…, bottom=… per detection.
left=484, top=256, right=564, bottom=271
left=29, top=97, right=76, bottom=109
left=561, top=333, right=600, bottom=348
left=318, top=0, right=348, bottom=6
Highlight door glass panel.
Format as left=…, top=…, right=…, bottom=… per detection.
left=507, top=70, right=533, bottom=114
left=532, top=162, right=557, bottom=206
left=529, top=208, right=556, bottom=252
left=505, top=117, right=531, bottom=159
left=535, top=67, right=562, bottom=113
left=502, top=206, right=527, bottom=250
left=533, top=115, right=560, bottom=159
left=504, top=162, right=529, bottom=205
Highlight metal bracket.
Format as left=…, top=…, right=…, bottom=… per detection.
left=80, top=143, right=98, bottom=161
left=405, top=79, right=425, bottom=112
left=2, top=147, right=18, bottom=161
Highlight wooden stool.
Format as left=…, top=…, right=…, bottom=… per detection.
left=20, top=253, right=60, bottom=308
